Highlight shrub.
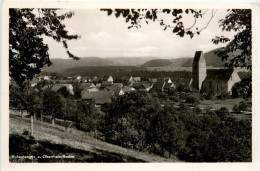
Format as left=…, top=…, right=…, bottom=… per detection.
left=239, top=101, right=248, bottom=113
left=186, top=96, right=199, bottom=106
left=216, top=107, right=230, bottom=121
left=232, top=104, right=240, bottom=113
left=22, top=128, right=29, bottom=135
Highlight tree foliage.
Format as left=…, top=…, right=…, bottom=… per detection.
left=101, top=9, right=216, bottom=38
left=101, top=91, right=251, bottom=161
left=9, top=8, right=79, bottom=89
left=212, top=9, right=251, bottom=70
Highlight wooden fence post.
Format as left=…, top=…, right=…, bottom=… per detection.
left=30, top=115, right=34, bottom=136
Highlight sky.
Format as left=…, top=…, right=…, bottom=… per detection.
left=44, top=9, right=237, bottom=59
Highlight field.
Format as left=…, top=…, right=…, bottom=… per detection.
left=9, top=112, right=179, bottom=163
left=199, top=98, right=244, bottom=110
left=199, top=98, right=252, bottom=120
left=146, top=67, right=192, bottom=72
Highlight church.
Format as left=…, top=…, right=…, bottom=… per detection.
left=189, top=51, right=241, bottom=96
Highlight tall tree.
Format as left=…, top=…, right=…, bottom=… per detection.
left=9, top=8, right=79, bottom=89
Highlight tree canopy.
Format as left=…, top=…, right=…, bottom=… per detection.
left=9, top=8, right=79, bottom=89
left=212, top=9, right=251, bottom=70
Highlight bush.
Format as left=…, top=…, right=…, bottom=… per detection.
left=22, top=128, right=29, bottom=135
left=232, top=104, right=240, bottom=113
left=238, top=101, right=248, bottom=113
left=216, top=107, right=229, bottom=121
left=186, top=96, right=199, bottom=106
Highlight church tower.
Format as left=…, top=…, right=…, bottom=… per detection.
left=191, top=51, right=207, bottom=91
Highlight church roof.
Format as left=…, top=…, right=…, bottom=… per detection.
left=193, top=51, right=203, bottom=62
left=205, top=69, right=234, bottom=81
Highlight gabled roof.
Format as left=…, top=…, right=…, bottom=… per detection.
left=131, top=82, right=142, bottom=89
left=164, top=83, right=174, bottom=89
left=133, top=77, right=141, bottom=82
left=113, top=83, right=123, bottom=88
left=205, top=69, right=234, bottom=82
left=79, top=83, right=95, bottom=90
left=122, top=86, right=135, bottom=93
left=51, top=84, right=74, bottom=95
left=81, top=91, right=113, bottom=104
left=106, top=85, right=123, bottom=95
left=121, top=76, right=132, bottom=81
left=142, top=83, right=152, bottom=89
left=152, top=82, right=165, bottom=90
left=150, top=78, right=158, bottom=83
left=193, top=51, right=203, bottom=62
left=101, top=81, right=113, bottom=87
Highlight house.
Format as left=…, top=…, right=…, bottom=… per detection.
left=96, top=83, right=101, bottom=88
left=150, top=78, right=158, bottom=83
left=81, top=90, right=114, bottom=106
left=81, top=86, right=100, bottom=94
left=131, top=82, right=153, bottom=92
left=157, top=77, right=172, bottom=83
left=106, top=85, right=124, bottom=96
left=132, top=77, right=141, bottom=82
left=121, top=76, right=132, bottom=82
left=84, top=87, right=100, bottom=92
left=151, top=82, right=165, bottom=92
left=43, top=76, right=51, bottom=80
left=164, top=83, right=175, bottom=91
left=51, top=84, right=74, bottom=95
left=121, top=76, right=133, bottom=85
left=113, top=83, right=123, bottom=88
left=190, top=51, right=241, bottom=96
left=101, top=81, right=113, bottom=88
left=122, top=86, right=136, bottom=93
left=30, top=81, right=38, bottom=87
left=81, top=76, right=91, bottom=83
left=71, top=75, right=81, bottom=82
left=164, top=77, right=172, bottom=83
left=79, top=83, right=96, bottom=90
left=77, top=75, right=82, bottom=81
left=102, top=75, right=113, bottom=82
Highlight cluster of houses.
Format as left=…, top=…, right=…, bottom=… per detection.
left=29, top=51, right=244, bottom=106
left=30, top=74, right=183, bottom=106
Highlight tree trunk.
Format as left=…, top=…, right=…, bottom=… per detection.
left=30, top=115, right=34, bottom=136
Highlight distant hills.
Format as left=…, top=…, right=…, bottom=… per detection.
left=43, top=57, right=156, bottom=73
left=142, top=59, right=172, bottom=67
left=142, top=48, right=233, bottom=68
left=43, top=47, right=237, bottom=73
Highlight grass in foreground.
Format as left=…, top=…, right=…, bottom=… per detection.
left=9, top=113, right=178, bottom=163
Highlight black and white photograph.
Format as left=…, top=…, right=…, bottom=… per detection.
left=1, top=1, right=260, bottom=171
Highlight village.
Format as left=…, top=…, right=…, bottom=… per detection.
left=26, top=51, right=251, bottom=116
